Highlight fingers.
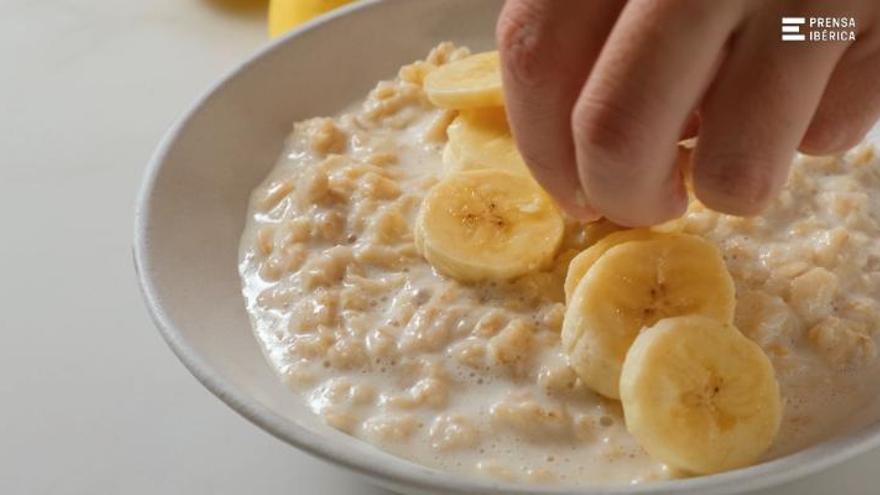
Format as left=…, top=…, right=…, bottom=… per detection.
left=693, top=14, right=848, bottom=215
left=800, top=42, right=880, bottom=154
left=497, top=0, right=624, bottom=220
left=571, top=0, right=740, bottom=226
left=680, top=113, right=701, bottom=141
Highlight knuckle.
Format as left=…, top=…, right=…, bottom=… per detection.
left=629, top=0, right=720, bottom=29
left=496, top=1, right=552, bottom=86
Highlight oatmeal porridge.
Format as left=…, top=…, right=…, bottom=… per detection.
left=238, top=42, right=880, bottom=484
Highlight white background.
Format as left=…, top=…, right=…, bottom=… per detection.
left=1, top=1, right=878, bottom=493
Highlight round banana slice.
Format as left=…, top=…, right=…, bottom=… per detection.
left=563, top=229, right=660, bottom=303
left=581, top=218, right=624, bottom=245
left=415, top=170, right=564, bottom=282
left=424, top=51, right=503, bottom=109
left=561, top=233, right=735, bottom=399
left=269, top=0, right=353, bottom=37
left=621, top=315, right=782, bottom=474
left=444, top=109, right=530, bottom=176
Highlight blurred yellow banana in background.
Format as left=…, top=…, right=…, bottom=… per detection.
left=269, top=0, right=355, bottom=37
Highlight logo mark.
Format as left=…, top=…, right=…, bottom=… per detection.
left=781, top=16, right=856, bottom=42
left=781, top=17, right=806, bottom=41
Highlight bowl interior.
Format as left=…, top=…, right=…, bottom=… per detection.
left=136, top=1, right=507, bottom=493
left=135, top=1, right=880, bottom=493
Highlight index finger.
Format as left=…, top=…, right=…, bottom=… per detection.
left=572, top=0, right=740, bottom=226
left=497, top=0, right=624, bottom=220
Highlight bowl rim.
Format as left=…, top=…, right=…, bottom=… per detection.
left=133, top=1, right=880, bottom=493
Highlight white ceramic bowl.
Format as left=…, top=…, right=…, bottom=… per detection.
left=134, top=1, right=880, bottom=493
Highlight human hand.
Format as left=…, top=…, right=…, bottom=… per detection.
left=497, top=0, right=880, bottom=226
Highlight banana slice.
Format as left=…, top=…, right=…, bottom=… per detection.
left=563, top=229, right=660, bottom=303
left=621, top=315, right=782, bottom=474
left=444, top=109, right=530, bottom=176
left=581, top=218, right=624, bottom=246
left=415, top=170, right=564, bottom=282
left=269, top=0, right=353, bottom=37
left=561, top=233, right=735, bottom=398
left=424, top=51, right=503, bottom=109
left=650, top=216, right=688, bottom=234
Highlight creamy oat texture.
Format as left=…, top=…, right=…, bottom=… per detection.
left=239, top=43, right=880, bottom=485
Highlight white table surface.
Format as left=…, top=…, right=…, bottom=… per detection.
left=1, top=1, right=878, bottom=493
